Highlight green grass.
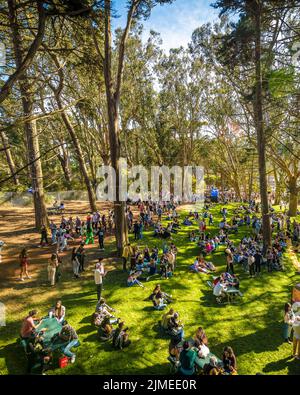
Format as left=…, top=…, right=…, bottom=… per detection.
left=0, top=203, right=300, bottom=375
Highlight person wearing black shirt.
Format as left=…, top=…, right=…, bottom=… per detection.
left=254, top=250, right=262, bottom=276
left=97, top=227, right=105, bottom=250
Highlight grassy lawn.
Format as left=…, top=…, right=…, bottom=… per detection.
left=0, top=203, right=300, bottom=375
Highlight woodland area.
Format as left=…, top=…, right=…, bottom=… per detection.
left=0, top=0, right=300, bottom=253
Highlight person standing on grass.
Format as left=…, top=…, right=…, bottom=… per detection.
left=225, top=249, right=234, bottom=274
left=254, top=249, right=262, bottom=276
left=19, top=248, right=31, bottom=281
left=39, top=225, right=49, bottom=247
left=133, top=221, right=139, bottom=240
left=49, top=220, right=57, bottom=245
left=248, top=254, right=255, bottom=278
left=85, top=223, right=94, bottom=245
left=283, top=303, right=295, bottom=344
left=96, top=226, right=105, bottom=251
left=47, top=253, right=58, bottom=286
left=77, top=243, right=86, bottom=272
left=71, top=247, right=80, bottom=279
left=122, top=243, right=132, bottom=271
left=94, top=259, right=106, bottom=301
left=292, top=317, right=300, bottom=360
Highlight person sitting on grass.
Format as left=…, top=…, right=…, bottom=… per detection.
left=168, top=337, right=181, bottom=362
left=213, top=278, right=227, bottom=304
left=194, top=327, right=208, bottom=346
left=179, top=341, right=197, bottom=376
left=203, top=356, right=222, bottom=375
left=98, top=316, right=115, bottom=340
left=194, top=338, right=210, bottom=358
left=48, top=300, right=66, bottom=323
left=161, top=308, right=175, bottom=330
left=112, top=321, right=131, bottom=349
left=20, top=310, right=43, bottom=340
left=150, top=284, right=173, bottom=304
left=189, top=231, right=196, bottom=242
left=59, top=321, right=80, bottom=364
left=167, top=312, right=184, bottom=341
left=25, top=332, right=52, bottom=374
left=183, top=217, right=193, bottom=226
left=95, top=298, right=119, bottom=323
left=127, top=271, right=145, bottom=288
left=222, top=346, right=237, bottom=375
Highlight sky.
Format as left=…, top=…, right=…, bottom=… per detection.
left=111, top=0, right=220, bottom=52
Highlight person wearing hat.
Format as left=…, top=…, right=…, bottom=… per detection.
left=179, top=341, right=197, bottom=375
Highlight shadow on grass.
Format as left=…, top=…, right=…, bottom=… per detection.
left=212, top=321, right=284, bottom=357
left=263, top=355, right=300, bottom=375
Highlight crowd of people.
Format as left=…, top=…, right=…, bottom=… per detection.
left=20, top=300, right=79, bottom=373
left=13, top=194, right=300, bottom=374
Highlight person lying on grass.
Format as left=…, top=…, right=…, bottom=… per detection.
left=190, top=256, right=216, bottom=274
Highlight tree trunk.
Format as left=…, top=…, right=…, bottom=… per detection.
left=8, top=0, right=48, bottom=229
left=57, top=144, right=72, bottom=188
left=103, top=0, right=129, bottom=256
left=273, top=166, right=282, bottom=205
left=253, top=2, right=272, bottom=250
left=0, top=130, right=19, bottom=186
left=55, top=95, right=97, bottom=212
left=288, top=176, right=298, bottom=217
left=248, top=155, right=254, bottom=201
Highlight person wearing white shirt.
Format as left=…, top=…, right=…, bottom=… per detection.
left=94, top=260, right=106, bottom=301
left=292, top=317, right=300, bottom=359
left=213, top=281, right=226, bottom=298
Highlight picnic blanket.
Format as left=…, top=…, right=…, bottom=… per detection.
left=36, top=317, right=68, bottom=351
left=195, top=352, right=222, bottom=369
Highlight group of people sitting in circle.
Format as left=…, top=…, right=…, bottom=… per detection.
left=126, top=244, right=177, bottom=287
left=165, top=320, right=238, bottom=375
left=20, top=300, right=79, bottom=374
left=91, top=298, right=131, bottom=349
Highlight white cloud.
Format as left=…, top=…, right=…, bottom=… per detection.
left=113, top=0, right=220, bottom=53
